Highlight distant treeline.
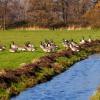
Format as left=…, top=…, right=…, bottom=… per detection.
left=0, top=0, right=100, bottom=30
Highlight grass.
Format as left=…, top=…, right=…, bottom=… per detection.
left=0, top=39, right=100, bottom=100
left=0, top=29, right=100, bottom=69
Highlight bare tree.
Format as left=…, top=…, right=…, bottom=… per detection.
left=0, top=0, right=99, bottom=29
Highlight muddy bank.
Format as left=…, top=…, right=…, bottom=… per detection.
left=0, top=40, right=100, bottom=100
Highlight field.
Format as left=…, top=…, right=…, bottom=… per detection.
left=0, top=29, right=100, bottom=69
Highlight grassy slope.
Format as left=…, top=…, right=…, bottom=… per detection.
left=0, top=29, right=100, bottom=69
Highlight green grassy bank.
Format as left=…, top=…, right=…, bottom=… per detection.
left=0, top=40, right=100, bottom=100
left=0, top=29, right=100, bottom=69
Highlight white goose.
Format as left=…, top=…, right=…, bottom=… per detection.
left=25, top=42, right=35, bottom=52
left=9, top=41, right=18, bottom=53
left=88, top=36, right=92, bottom=43
left=40, top=43, right=51, bottom=52
left=40, top=40, right=57, bottom=53
left=69, top=43, right=79, bottom=52
left=80, top=37, right=86, bottom=45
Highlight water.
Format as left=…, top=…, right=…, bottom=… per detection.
left=11, top=54, right=100, bottom=100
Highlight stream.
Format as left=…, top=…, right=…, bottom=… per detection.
left=11, top=54, right=100, bottom=100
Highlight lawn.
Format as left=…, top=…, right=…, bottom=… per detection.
left=0, top=29, right=100, bottom=69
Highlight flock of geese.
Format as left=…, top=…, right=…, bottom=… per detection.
left=0, top=37, right=92, bottom=53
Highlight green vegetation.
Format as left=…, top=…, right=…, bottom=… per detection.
left=0, top=29, right=100, bottom=69
left=0, top=30, right=100, bottom=100
left=0, top=42, right=100, bottom=100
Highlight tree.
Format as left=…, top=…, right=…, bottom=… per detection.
left=0, top=0, right=9, bottom=30
left=0, top=0, right=99, bottom=29
left=84, top=1, right=100, bottom=27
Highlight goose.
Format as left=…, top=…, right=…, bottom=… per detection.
left=40, top=40, right=57, bottom=53
left=0, top=45, right=6, bottom=51
left=71, top=39, right=79, bottom=48
left=69, top=43, right=79, bottom=52
left=40, top=45, right=50, bottom=52
left=50, top=44, right=56, bottom=52
left=51, top=42, right=58, bottom=49
left=62, top=39, right=70, bottom=48
left=9, top=41, right=18, bottom=52
left=40, top=41, right=48, bottom=52
left=80, top=37, right=86, bottom=45
left=25, top=41, right=35, bottom=52
left=88, top=36, right=92, bottom=43
left=41, top=43, right=51, bottom=52
left=40, top=41, right=46, bottom=49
